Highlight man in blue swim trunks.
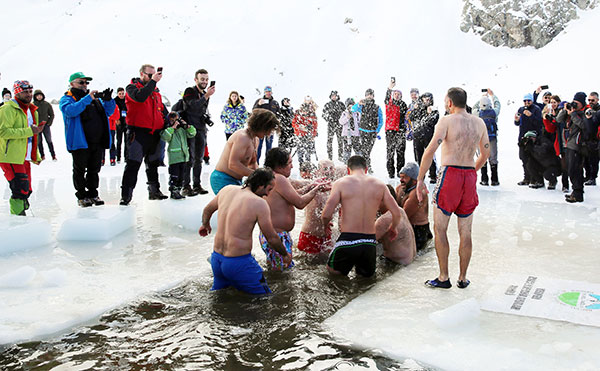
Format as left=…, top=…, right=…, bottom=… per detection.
left=211, top=108, right=279, bottom=194
left=322, top=155, right=402, bottom=277
left=261, top=147, right=329, bottom=270
left=199, top=168, right=291, bottom=295
left=416, top=87, right=490, bottom=289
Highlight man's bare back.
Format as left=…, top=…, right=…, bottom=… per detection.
left=437, top=111, right=488, bottom=168
left=375, top=209, right=416, bottom=265
left=215, top=129, right=258, bottom=180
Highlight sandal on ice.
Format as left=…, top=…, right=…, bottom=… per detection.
left=424, top=278, right=452, bottom=289
left=457, top=279, right=470, bottom=289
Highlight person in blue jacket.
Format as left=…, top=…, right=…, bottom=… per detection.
left=60, top=72, right=115, bottom=207
left=514, top=93, right=543, bottom=186
left=352, top=88, right=383, bottom=172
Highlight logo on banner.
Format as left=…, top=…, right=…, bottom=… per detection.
left=558, top=292, right=600, bottom=311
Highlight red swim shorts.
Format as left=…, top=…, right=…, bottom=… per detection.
left=432, top=165, right=479, bottom=217
left=297, top=231, right=332, bottom=254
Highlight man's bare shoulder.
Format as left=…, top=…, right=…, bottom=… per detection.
left=230, top=130, right=252, bottom=144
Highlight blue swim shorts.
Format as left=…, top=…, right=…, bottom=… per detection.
left=210, top=251, right=271, bottom=295
left=210, top=170, right=242, bottom=195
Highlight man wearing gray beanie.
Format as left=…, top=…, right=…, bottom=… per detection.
left=397, top=162, right=433, bottom=251
left=473, top=89, right=501, bottom=186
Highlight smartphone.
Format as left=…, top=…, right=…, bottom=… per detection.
left=210, top=81, right=216, bottom=87
left=541, top=85, right=549, bottom=90
left=391, top=77, right=395, bottom=83
left=481, top=88, right=488, bottom=93
left=157, top=67, right=163, bottom=73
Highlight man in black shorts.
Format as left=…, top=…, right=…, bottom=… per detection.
left=322, top=155, right=401, bottom=277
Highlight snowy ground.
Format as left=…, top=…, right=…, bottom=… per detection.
left=1, top=0, right=600, bottom=369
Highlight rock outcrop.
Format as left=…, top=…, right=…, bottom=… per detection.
left=461, top=0, right=598, bottom=48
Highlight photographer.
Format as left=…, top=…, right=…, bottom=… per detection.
left=514, top=93, right=543, bottom=186
left=278, top=98, right=296, bottom=153
left=161, top=112, right=196, bottom=199
left=519, top=131, right=561, bottom=189
left=533, top=86, right=552, bottom=111
left=557, top=92, right=588, bottom=202
left=583, top=92, right=600, bottom=186
left=180, top=68, right=214, bottom=196
left=59, top=72, right=115, bottom=207
left=409, top=92, right=439, bottom=183
left=543, top=95, right=570, bottom=192
left=253, top=86, right=280, bottom=164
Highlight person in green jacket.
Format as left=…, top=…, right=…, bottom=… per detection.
left=0, top=80, right=46, bottom=215
left=161, top=111, right=196, bottom=199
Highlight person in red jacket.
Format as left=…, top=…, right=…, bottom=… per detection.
left=292, top=98, right=318, bottom=165
left=120, top=64, right=167, bottom=205
left=384, top=81, right=408, bottom=178
left=104, top=104, right=120, bottom=166
left=542, top=95, right=569, bottom=192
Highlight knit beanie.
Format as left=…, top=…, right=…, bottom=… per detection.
left=573, top=92, right=587, bottom=107
left=399, top=162, right=419, bottom=180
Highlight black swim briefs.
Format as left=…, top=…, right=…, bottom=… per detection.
left=327, top=232, right=377, bottom=277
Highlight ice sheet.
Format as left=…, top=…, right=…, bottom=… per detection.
left=56, top=206, right=136, bottom=241
left=0, top=215, right=52, bottom=254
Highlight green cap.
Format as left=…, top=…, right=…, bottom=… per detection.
left=524, top=131, right=537, bottom=139
left=69, top=72, right=93, bottom=83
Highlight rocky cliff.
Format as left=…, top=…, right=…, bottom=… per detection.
left=461, top=0, right=598, bottom=49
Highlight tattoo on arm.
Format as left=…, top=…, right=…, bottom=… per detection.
left=437, top=139, right=442, bottom=145
left=484, top=143, right=489, bottom=148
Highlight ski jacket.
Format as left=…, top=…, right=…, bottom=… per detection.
left=322, top=100, right=346, bottom=126
left=125, top=78, right=164, bottom=133
left=352, top=99, right=383, bottom=133
left=0, top=100, right=40, bottom=164
left=384, top=91, right=408, bottom=131
left=109, top=105, right=120, bottom=131
left=515, top=104, right=542, bottom=140
left=220, top=102, right=248, bottom=134
left=339, top=110, right=360, bottom=137
left=557, top=108, right=586, bottom=151
left=183, top=85, right=210, bottom=131
left=33, top=90, right=55, bottom=127
left=410, top=104, right=439, bottom=142
left=160, top=125, right=197, bottom=165
left=292, top=110, right=318, bottom=137
left=60, top=90, right=115, bottom=152
left=253, top=96, right=280, bottom=115
left=278, top=106, right=295, bottom=141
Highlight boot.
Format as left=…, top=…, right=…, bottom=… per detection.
left=9, top=198, right=26, bottom=216
left=78, top=198, right=93, bottom=207
left=148, top=183, right=168, bottom=200
left=548, top=179, right=557, bottom=190
left=490, top=164, right=499, bottom=186
left=170, top=187, right=186, bottom=200
left=193, top=184, right=209, bottom=195
left=181, top=185, right=199, bottom=197
left=480, top=163, right=489, bottom=186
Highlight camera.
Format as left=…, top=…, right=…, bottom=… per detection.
left=545, top=113, right=554, bottom=121
left=177, top=118, right=188, bottom=129
left=94, top=90, right=105, bottom=100
left=203, top=113, right=214, bottom=127
left=566, top=102, right=578, bottom=111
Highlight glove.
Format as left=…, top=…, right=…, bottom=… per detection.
left=102, top=88, right=113, bottom=101
left=377, top=135, right=381, bottom=140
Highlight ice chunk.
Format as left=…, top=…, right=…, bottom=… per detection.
left=57, top=206, right=135, bottom=241
left=40, top=268, right=68, bottom=287
left=0, top=266, right=36, bottom=288
left=0, top=215, right=52, bottom=254
left=429, top=298, right=481, bottom=330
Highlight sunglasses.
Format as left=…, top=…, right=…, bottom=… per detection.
left=524, top=100, right=532, bottom=102
left=19, top=85, right=33, bottom=90
left=76, top=80, right=90, bottom=85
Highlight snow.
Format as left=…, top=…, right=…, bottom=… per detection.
left=1, top=0, right=600, bottom=369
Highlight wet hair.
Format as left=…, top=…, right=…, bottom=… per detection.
left=195, top=69, right=208, bottom=78
left=247, top=108, right=279, bottom=135
left=347, top=155, right=367, bottom=170
left=447, top=87, right=467, bottom=108
left=139, top=64, right=154, bottom=73
left=227, top=91, right=239, bottom=106
left=243, top=167, right=275, bottom=193
left=117, top=87, right=124, bottom=93
left=551, top=95, right=561, bottom=103
left=264, top=147, right=290, bottom=170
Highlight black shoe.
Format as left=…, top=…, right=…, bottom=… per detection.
left=517, top=180, right=529, bottom=186
left=78, top=198, right=93, bottom=207
left=491, top=180, right=500, bottom=186
left=119, top=198, right=131, bottom=206
left=584, top=179, right=596, bottom=186
left=480, top=179, right=489, bottom=186
left=193, top=185, right=209, bottom=195
left=170, top=189, right=185, bottom=200
left=149, top=190, right=168, bottom=200
left=388, top=173, right=395, bottom=179
left=548, top=181, right=557, bottom=190
left=565, top=194, right=583, bottom=203
left=529, top=182, right=544, bottom=189
left=90, top=196, right=105, bottom=206
left=181, top=185, right=199, bottom=197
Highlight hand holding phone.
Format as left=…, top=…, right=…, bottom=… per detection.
left=157, top=67, right=163, bottom=74
left=540, top=85, right=549, bottom=90
left=210, top=81, right=216, bottom=87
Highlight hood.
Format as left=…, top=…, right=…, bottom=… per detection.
left=33, top=89, right=45, bottom=101
left=420, top=92, right=434, bottom=106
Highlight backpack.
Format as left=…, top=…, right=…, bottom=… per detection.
left=479, top=108, right=497, bottom=138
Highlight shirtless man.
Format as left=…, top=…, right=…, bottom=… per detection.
left=375, top=185, right=416, bottom=265
left=262, top=148, right=328, bottom=270
left=199, top=168, right=290, bottom=295
left=210, top=108, right=279, bottom=194
left=395, top=162, right=433, bottom=251
left=298, top=160, right=336, bottom=254
left=322, top=155, right=402, bottom=277
left=416, top=87, right=490, bottom=289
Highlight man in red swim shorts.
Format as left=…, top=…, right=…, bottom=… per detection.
left=416, top=87, right=490, bottom=290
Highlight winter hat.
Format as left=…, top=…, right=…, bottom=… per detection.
left=573, top=92, right=587, bottom=107
left=543, top=91, right=552, bottom=97
left=410, top=88, right=419, bottom=95
left=392, top=89, right=402, bottom=96
left=480, top=96, right=491, bottom=109
left=523, top=93, right=533, bottom=101
left=523, top=131, right=537, bottom=139
left=330, top=90, right=338, bottom=99
left=13, top=80, right=32, bottom=95
left=69, top=72, right=92, bottom=83
left=281, top=98, right=290, bottom=106
left=558, top=101, right=568, bottom=109
left=2, top=88, right=11, bottom=97
left=345, top=98, right=355, bottom=107
left=399, top=162, right=419, bottom=180
left=365, top=88, right=374, bottom=97
left=264, top=86, right=272, bottom=92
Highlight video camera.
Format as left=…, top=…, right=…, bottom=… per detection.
left=566, top=101, right=578, bottom=111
